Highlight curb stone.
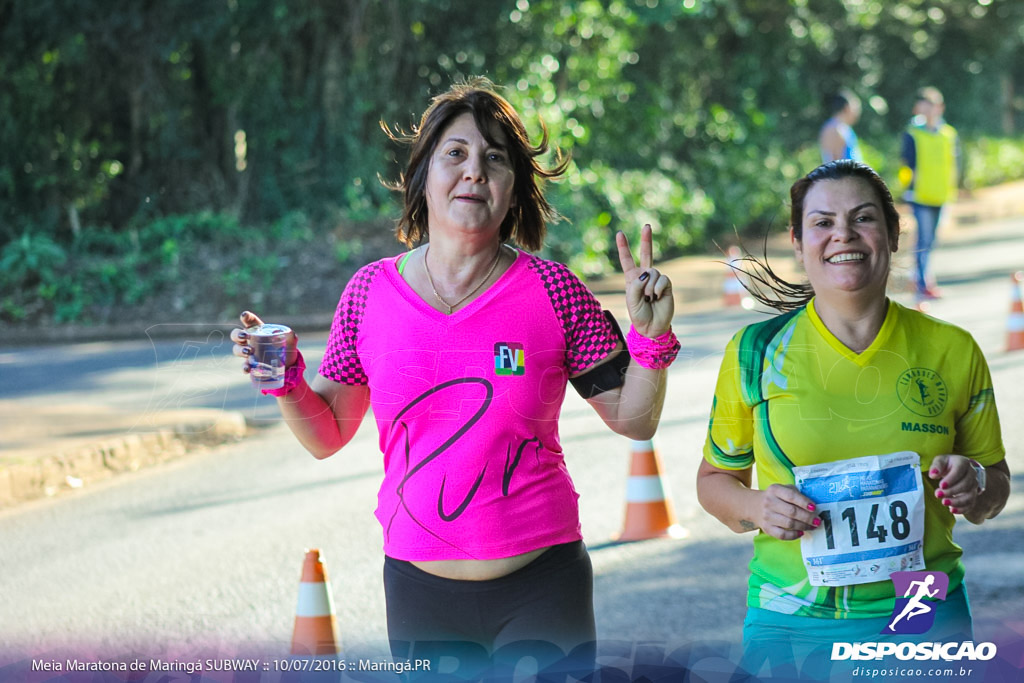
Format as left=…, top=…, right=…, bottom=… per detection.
left=0, top=411, right=247, bottom=510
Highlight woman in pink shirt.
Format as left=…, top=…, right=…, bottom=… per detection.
left=231, top=78, right=679, bottom=670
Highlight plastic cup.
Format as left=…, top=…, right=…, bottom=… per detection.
left=247, top=323, right=291, bottom=390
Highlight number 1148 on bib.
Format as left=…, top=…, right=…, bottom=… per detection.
left=795, top=452, right=926, bottom=587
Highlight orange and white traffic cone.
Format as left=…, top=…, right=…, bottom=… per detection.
left=1007, top=271, right=1024, bottom=352
left=722, top=246, right=747, bottom=308
left=614, top=439, right=688, bottom=542
left=291, top=548, right=340, bottom=656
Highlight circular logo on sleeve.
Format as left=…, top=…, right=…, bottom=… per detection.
left=897, top=368, right=948, bottom=417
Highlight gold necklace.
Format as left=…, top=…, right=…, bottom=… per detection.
left=423, top=244, right=503, bottom=315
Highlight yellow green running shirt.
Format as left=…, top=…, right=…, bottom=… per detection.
left=703, top=298, right=1004, bottom=619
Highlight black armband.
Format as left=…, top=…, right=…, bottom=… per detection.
left=569, top=310, right=630, bottom=399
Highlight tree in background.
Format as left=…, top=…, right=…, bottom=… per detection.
left=2, top=0, right=1022, bottom=321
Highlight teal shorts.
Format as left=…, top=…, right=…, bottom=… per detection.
left=741, top=584, right=972, bottom=681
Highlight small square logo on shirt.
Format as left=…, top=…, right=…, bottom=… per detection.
left=494, top=342, right=525, bottom=376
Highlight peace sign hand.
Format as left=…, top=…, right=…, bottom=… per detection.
left=616, top=224, right=674, bottom=338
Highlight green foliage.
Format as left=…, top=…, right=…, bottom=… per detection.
left=964, top=137, right=1024, bottom=188
left=41, top=276, right=88, bottom=324
left=0, top=211, right=257, bottom=323
left=3, top=0, right=1024, bottom=323
left=334, top=238, right=364, bottom=265
left=546, top=163, right=714, bottom=276
left=134, top=211, right=246, bottom=252
left=0, top=231, right=67, bottom=287
left=220, top=253, right=279, bottom=301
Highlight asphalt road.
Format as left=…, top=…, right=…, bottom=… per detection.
left=1, top=217, right=1023, bottom=680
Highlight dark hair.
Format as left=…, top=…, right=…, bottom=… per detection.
left=826, top=88, right=859, bottom=116
left=914, top=86, right=944, bottom=106
left=735, top=159, right=902, bottom=312
left=381, top=77, right=570, bottom=250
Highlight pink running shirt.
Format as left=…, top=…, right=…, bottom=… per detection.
left=319, top=249, right=620, bottom=561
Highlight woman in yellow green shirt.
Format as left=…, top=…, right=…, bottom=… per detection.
left=697, top=159, right=1009, bottom=679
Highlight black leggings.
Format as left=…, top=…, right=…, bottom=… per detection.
left=383, top=541, right=596, bottom=671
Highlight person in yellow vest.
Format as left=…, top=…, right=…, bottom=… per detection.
left=899, top=87, right=961, bottom=300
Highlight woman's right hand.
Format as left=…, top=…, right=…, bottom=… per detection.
left=755, top=484, right=821, bottom=541
left=615, top=224, right=674, bottom=339
left=229, top=310, right=299, bottom=375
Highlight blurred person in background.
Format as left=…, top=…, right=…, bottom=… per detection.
left=819, top=88, right=863, bottom=163
left=899, top=86, right=962, bottom=301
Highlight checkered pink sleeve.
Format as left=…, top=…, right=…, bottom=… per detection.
left=527, top=257, right=619, bottom=375
left=318, top=261, right=385, bottom=385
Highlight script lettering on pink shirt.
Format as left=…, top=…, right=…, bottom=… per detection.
left=386, top=378, right=491, bottom=548
left=383, top=377, right=546, bottom=552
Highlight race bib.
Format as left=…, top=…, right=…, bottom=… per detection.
left=795, top=452, right=925, bottom=587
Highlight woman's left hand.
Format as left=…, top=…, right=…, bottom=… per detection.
left=616, top=224, right=675, bottom=338
left=928, top=455, right=983, bottom=515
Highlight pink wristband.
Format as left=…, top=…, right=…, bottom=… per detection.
left=261, top=350, right=306, bottom=397
left=626, top=325, right=680, bottom=370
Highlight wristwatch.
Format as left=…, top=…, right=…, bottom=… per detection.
left=969, top=459, right=987, bottom=494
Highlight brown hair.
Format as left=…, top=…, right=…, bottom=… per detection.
left=381, top=77, right=570, bottom=251
left=735, top=159, right=902, bottom=312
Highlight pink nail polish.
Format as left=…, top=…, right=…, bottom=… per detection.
left=943, top=499, right=952, bottom=506
left=940, top=482, right=947, bottom=489
left=812, top=518, right=821, bottom=527
left=796, top=531, right=804, bottom=537
left=807, top=503, right=816, bottom=512
left=951, top=508, right=961, bottom=514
